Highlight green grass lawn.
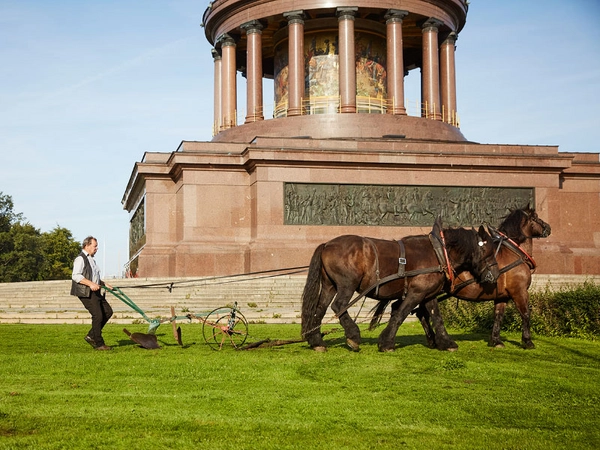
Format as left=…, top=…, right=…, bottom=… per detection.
left=0, top=322, right=599, bottom=449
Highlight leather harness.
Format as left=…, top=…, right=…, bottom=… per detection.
left=340, top=231, right=451, bottom=319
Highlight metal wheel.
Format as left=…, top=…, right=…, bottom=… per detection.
left=202, top=306, right=249, bottom=350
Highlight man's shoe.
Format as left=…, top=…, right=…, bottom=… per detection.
left=95, top=345, right=112, bottom=351
left=84, top=336, right=97, bottom=348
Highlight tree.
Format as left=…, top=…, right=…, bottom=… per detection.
left=39, top=226, right=81, bottom=280
left=0, top=192, right=82, bottom=282
left=0, top=222, right=43, bottom=282
left=0, top=192, right=23, bottom=233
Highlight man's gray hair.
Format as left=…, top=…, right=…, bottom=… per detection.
left=82, top=236, right=97, bottom=247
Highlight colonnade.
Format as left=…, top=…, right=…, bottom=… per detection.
left=212, top=8, right=458, bottom=133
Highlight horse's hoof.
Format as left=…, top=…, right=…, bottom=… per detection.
left=313, top=346, right=327, bottom=353
left=379, top=346, right=395, bottom=353
left=437, top=342, right=458, bottom=351
left=523, top=341, right=535, bottom=350
left=346, top=339, right=360, bottom=352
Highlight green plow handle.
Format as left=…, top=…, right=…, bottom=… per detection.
left=102, top=286, right=161, bottom=334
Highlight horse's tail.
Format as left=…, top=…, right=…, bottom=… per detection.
left=368, top=299, right=392, bottom=330
left=301, top=243, right=326, bottom=337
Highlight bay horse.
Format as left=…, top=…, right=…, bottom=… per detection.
left=300, top=219, right=500, bottom=352
left=414, top=206, right=551, bottom=349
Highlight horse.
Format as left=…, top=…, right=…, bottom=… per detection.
left=413, top=206, right=551, bottom=349
left=300, top=219, right=500, bottom=352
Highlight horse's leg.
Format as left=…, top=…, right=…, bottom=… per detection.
left=415, top=303, right=436, bottom=349
left=378, top=293, right=423, bottom=352
left=305, top=283, right=336, bottom=351
left=331, top=287, right=362, bottom=351
left=422, top=298, right=458, bottom=351
left=490, top=301, right=507, bottom=348
left=512, top=291, right=535, bottom=349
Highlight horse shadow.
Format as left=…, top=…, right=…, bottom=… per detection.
left=324, top=334, right=433, bottom=350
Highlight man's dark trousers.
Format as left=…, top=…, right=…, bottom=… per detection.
left=79, top=290, right=113, bottom=347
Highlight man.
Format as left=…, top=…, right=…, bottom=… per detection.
left=71, top=236, right=113, bottom=350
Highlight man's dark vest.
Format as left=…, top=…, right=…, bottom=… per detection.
left=70, top=251, right=93, bottom=298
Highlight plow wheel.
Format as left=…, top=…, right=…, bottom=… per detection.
left=202, top=306, right=249, bottom=350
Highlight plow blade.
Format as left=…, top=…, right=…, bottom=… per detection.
left=123, top=328, right=161, bottom=349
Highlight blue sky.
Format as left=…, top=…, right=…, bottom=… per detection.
left=1, top=0, right=599, bottom=277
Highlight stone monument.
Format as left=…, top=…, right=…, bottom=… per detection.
left=122, top=0, right=600, bottom=277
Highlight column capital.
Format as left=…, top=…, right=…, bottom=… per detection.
left=217, top=33, right=236, bottom=47
left=211, top=48, right=221, bottom=60
left=385, top=9, right=408, bottom=24
left=442, top=32, right=458, bottom=45
left=241, top=20, right=263, bottom=35
left=337, top=6, right=358, bottom=21
left=422, top=18, right=444, bottom=33
left=283, top=10, right=304, bottom=25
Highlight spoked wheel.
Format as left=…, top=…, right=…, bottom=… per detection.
left=202, top=306, right=249, bottom=350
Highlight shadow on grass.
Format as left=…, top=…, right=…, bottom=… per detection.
left=321, top=330, right=527, bottom=351
left=534, top=336, right=600, bottom=364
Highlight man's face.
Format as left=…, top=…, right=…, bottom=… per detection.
left=84, top=239, right=98, bottom=256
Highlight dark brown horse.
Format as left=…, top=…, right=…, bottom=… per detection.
left=300, top=221, right=500, bottom=352
left=415, top=206, right=551, bottom=349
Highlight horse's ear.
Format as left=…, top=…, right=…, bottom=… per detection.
left=476, top=225, right=488, bottom=244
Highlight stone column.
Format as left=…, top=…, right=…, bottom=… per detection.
left=284, top=11, right=304, bottom=117
left=211, top=48, right=222, bottom=134
left=385, top=9, right=408, bottom=115
left=219, top=34, right=237, bottom=130
left=337, top=7, right=358, bottom=113
left=241, top=20, right=264, bottom=123
left=421, top=18, right=443, bottom=121
left=440, top=32, right=457, bottom=125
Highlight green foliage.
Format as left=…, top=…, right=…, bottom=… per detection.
left=0, top=192, right=81, bottom=282
left=0, top=323, right=599, bottom=449
left=440, top=282, right=600, bottom=339
left=528, top=282, right=600, bottom=339
left=0, top=192, right=24, bottom=232
left=0, top=222, right=42, bottom=282
left=39, top=226, right=81, bottom=280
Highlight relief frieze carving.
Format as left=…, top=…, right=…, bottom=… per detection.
left=129, top=198, right=146, bottom=257
left=284, top=183, right=534, bottom=227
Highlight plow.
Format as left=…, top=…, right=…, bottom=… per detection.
left=103, top=286, right=249, bottom=350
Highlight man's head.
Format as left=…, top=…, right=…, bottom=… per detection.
left=82, top=236, right=98, bottom=256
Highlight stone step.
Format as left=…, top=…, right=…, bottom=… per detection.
left=1, top=274, right=598, bottom=325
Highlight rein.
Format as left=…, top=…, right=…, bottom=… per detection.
left=496, top=230, right=537, bottom=270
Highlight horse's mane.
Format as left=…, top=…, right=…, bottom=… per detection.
left=498, top=206, right=535, bottom=239
left=442, top=227, right=478, bottom=257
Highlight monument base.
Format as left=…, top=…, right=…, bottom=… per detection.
left=122, top=136, right=600, bottom=277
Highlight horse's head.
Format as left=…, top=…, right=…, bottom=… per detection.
left=521, top=205, right=551, bottom=238
left=499, top=205, right=551, bottom=242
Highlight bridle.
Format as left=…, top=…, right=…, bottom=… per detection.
left=522, top=210, right=551, bottom=239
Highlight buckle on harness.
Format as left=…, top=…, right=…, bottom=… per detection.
left=399, top=257, right=406, bottom=265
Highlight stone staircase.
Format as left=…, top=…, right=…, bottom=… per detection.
left=0, top=274, right=598, bottom=326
